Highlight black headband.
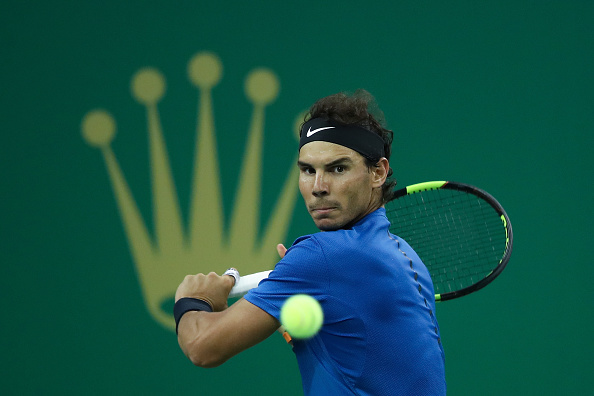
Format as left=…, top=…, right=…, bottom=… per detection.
left=299, top=118, right=385, bottom=160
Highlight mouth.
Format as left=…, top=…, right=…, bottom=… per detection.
left=311, top=207, right=335, bottom=215
left=309, top=204, right=339, bottom=216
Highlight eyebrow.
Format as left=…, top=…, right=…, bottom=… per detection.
left=297, top=156, right=354, bottom=168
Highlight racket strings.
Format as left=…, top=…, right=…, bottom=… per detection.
left=386, top=189, right=507, bottom=294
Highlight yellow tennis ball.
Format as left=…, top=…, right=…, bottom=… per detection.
left=280, top=294, right=323, bottom=339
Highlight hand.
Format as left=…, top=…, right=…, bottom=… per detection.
left=276, top=243, right=287, bottom=259
left=175, top=272, right=235, bottom=312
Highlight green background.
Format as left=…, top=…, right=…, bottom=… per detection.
left=2, top=1, right=592, bottom=394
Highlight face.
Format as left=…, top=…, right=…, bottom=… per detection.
left=298, top=141, right=387, bottom=231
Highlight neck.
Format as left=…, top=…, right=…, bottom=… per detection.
left=346, top=192, right=384, bottom=229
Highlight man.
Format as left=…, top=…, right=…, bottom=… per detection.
left=174, top=90, right=446, bottom=395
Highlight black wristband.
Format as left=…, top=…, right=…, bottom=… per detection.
left=174, top=298, right=213, bottom=334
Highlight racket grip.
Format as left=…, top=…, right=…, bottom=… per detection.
left=228, top=270, right=272, bottom=298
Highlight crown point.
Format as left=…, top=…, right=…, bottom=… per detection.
left=131, top=68, right=166, bottom=105
left=245, top=68, right=279, bottom=105
left=81, top=109, right=116, bottom=147
left=188, top=52, right=222, bottom=89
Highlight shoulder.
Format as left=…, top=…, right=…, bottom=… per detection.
left=289, top=230, right=352, bottom=263
left=283, top=208, right=390, bottom=267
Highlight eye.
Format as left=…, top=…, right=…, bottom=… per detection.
left=333, top=165, right=345, bottom=173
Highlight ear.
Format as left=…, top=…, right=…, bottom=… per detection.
left=371, top=158, right=390, bottom=188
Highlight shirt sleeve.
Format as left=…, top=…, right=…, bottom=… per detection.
left=243, top=235, right=329, bottom=320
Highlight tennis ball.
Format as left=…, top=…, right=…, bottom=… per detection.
left=280, top=294, right=323, bottom=339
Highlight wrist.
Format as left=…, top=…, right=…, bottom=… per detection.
left=173, top=297, right=213, bottom=334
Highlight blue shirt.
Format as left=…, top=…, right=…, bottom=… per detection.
left=245, top=208, right=446, bottom=395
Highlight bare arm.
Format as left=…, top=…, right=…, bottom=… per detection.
left=175, top=272, right=280, bottom=367
left=177, top=298, right=280, bottom=367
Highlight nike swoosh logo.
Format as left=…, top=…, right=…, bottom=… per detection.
left=306, top=126, right=335, bottom=137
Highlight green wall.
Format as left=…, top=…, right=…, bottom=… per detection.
left=2, top=1, right=592, bottom=394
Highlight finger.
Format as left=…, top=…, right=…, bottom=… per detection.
left=276, top=244, right=287, bottom=259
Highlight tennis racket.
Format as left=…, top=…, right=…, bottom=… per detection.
left=228, top=181, right=513, bottom=302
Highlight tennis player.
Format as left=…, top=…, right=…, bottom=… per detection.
left=174, top=90, right=446, bottom=395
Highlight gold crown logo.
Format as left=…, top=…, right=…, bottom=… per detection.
left=81, top=51, right=302, bottom=331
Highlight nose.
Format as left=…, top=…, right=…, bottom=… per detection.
left=312, top=172, right=329, bottom=197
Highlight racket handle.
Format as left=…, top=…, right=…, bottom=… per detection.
left=228, top=270, right=272, bottom=298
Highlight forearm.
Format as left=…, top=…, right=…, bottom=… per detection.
left=177, top=299, right=280, bottom=368
left=177, top=311, right=229, bottom=367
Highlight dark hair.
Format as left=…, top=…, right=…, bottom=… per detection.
left=302, top=89, right=397, bottom=203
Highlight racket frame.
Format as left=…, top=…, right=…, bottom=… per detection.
left=389, top=181, right=513, bottom=301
